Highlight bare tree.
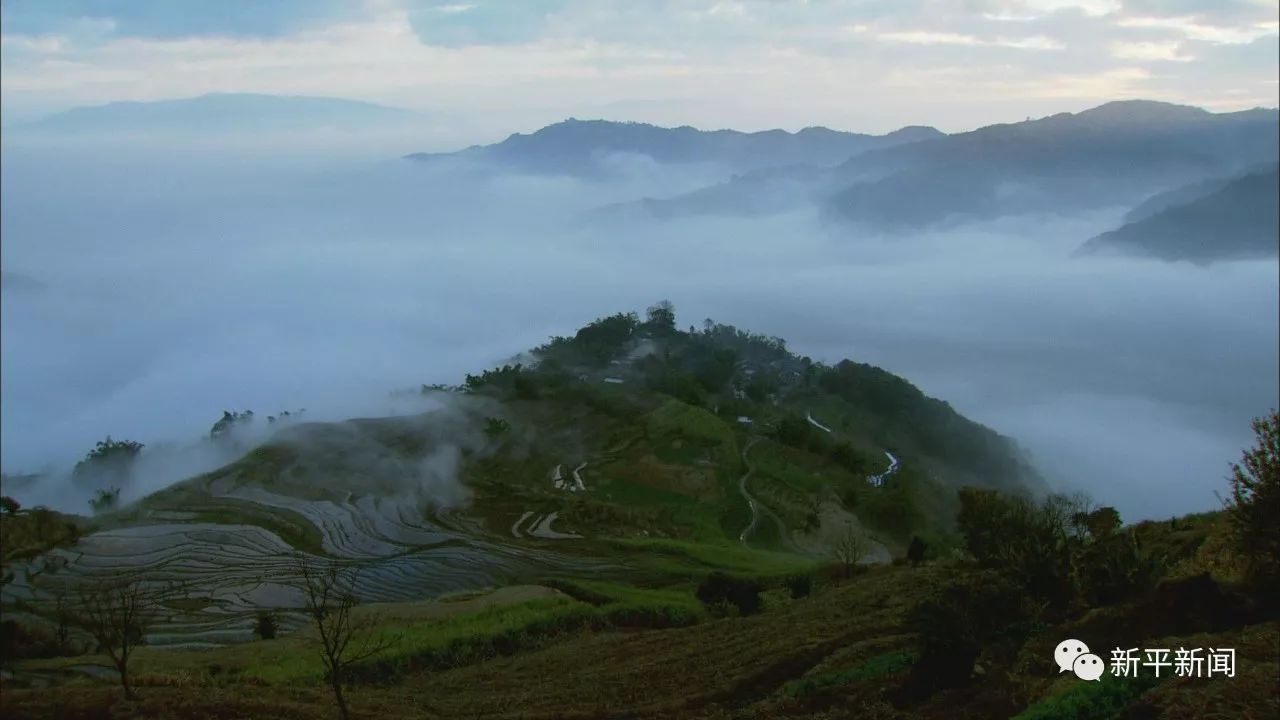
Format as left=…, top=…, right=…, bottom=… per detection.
left=50, top=587, right=74, bottom=652
left=71, top=572, right=176, bottom=699
left=829, top=524, right=869, bottom=578
left=294, top=554, right=397, bottom=720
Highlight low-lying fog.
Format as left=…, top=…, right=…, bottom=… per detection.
left=2, top=139, right=1276, bottom=523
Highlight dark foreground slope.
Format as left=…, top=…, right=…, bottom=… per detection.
left=3, top=507, right=1276, bottom=720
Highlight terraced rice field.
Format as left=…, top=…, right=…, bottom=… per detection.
left=2, top=486, right=615, bottom=646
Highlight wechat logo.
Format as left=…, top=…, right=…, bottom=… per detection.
left=1055, top=639, right=1104, bottom=682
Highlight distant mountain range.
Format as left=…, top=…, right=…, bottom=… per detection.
left=9, top=93, right=420, bottom=136
left=406, top=118, right=944, bottom=175
left=414, top=100, right=1276, bottom=236
left=0, top=271, right=45, bottom=293
left=16, top=94, right=1275, bottom=262
left=1077, top=163, right=1279, bottom=263
left=823, top=100, right=1278, bottom=229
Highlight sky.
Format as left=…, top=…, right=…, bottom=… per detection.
left=1, top=0, right=1278, bottom=144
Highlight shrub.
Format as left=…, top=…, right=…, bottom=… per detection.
left=254, top=611, right=278, bottom=640
left=696, top=573, right=763, bottom=616
left=905, top=572, right=1027, bottom=693
left=1226, top=410, right=1279, bottom=589
left=957, top=488, right=1174, bottom=613
left=88, top=487, right=121, bottom=514
left=907, top=536, right=926, bottom=566
left=956, top=488, right=1081, bottom=608
left=483, top=417, right=511, bottom=437
left=785, top=574, right=813, bottom=599
left=1012, top=672, right=1163, bottom=720
left=831, top=442, right=875, bottom=475
left=1074, top=530, right=1166, bottom=606
left=600, top=603, right=701, bottom=628
left=542, top=579, right=612, bottom=606
left=784, top=649, right=917, bottom=698
left=0, top=620, right=68, bottom=665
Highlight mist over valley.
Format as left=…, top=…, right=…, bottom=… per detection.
left=2, top=97, right=1276, bottom=522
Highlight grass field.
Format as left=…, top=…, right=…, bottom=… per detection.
left=6, top=561, right=1276, bottom=720
left=604, top=537, right=820, bottom=579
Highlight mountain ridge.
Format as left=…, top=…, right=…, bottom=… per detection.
left=405, top=117, right=946, bottom=176
left=1077, top=163, right=1280, bottom=263
left=10, top=93, right=420, bottom=134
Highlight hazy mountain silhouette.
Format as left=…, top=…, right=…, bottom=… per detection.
left=406, top=118, right=943, bottom=176
left=1077, top=164, right=1279, bottom=263
left=11, top=93, right=420, bottom=136
left=824, top=100, right=1278, bottom=229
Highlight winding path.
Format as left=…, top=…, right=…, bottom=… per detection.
left=868, top=451, right=899, bottom=487
left=805, top=411, right=832, bottom=433
left=736, top=439, right=795, bottom=551
left=737, top=439, right=762, bottom=547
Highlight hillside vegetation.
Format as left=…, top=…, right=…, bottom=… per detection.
left=2, top=308, right=1274, bottom=719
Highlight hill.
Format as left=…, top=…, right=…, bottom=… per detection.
left=8, top=309, right=1275, bottom=719
left=0, top=304, right=1040, bottom=642
left=823, top=101, right=1278, bottom=230
left=405, top=118, right=944, bottom=176
left=1077, top=165, right=1280, bottom=263
left=587, top=100, right=1277, bottom=227
left=8, top=93, right=420, bottom=137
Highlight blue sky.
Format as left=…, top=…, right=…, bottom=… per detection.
left=1, top=0, right=1276, bottom=138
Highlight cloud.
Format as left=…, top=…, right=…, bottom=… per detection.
left=0, top=0, right=353, bottom=39
left=0, top=1, right=1275, bottom=151
left=876, top=29, right=1065, bottom=49
left=1117, top=14, right=1280, bottom=44
left=1111, top=40, right=1195, bottom=61
left=405, top=0, right=566, bottom=47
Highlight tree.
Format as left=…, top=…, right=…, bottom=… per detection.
left=644, top=300, right=677, bottom=335
left=956, top=488, right=1082, bottom=608
left=483, top=417, right=511, bottom=437
left=51, top=589, right=74, bottom=651
left=0, top=496, right=19, bottom=515
left=88, top=487, right=121, bottom=514
left=1227, top=409, right=1280, bottom=587
left=906, top=571, right=1026, bottom=693
left=572, top=312, right=639, bottom=363
left=72, top=437, right=143, bottom=491
left=785, top=574, right=813, bottom=599
left=830, top=525, right=870, bottom=578
left=832, top=442, right=874, bottom=475
left=907, top=536, right=927, bottom=566
left=210, top=410, right=254, bottom=440
left=1076, top=506, right=1122, bottom=539
left=774, top=413, right=812, bottom=448
left=695, top=573, right=763, bottom=616
left=295, top=555, right=398, bottom=720
left=690, top=346, right=738, bottom=393
left=71, top=572, right=177, bottom=699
